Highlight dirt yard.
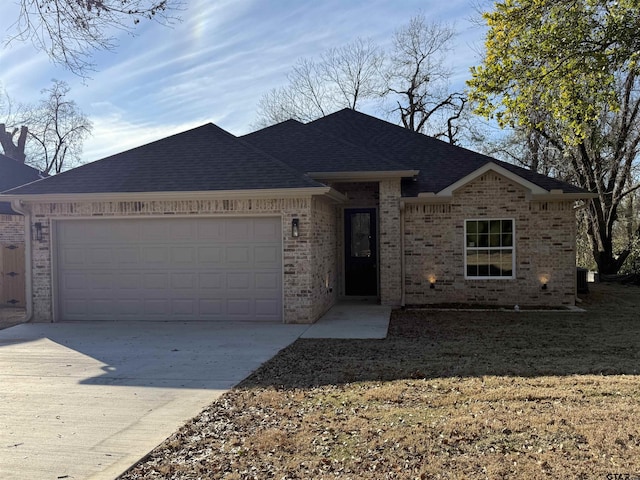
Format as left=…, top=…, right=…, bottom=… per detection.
left=122, top=282, right=640, bottom=479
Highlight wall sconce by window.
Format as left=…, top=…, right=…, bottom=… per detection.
left=34, top=222, right=43, bottom=242
left=539, top=274, right=549, bottom=291
left=291, top=218, right=300, bottom=238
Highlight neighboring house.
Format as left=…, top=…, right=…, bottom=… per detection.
left=0, top=109, right=594, bottom=323
left=0, top=153, right=45, bottom=241
left=0, top=153, right=46, bottom=307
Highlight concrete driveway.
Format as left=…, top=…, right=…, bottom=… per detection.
left=0, top=321, right=308, bottom=480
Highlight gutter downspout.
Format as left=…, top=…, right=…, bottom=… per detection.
left=10, top=200, right=33, bottom=322
left=400, top=200, right=406, bottom=308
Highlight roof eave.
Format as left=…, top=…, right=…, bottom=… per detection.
left=400, top=191, right=596, bottom=205
left=530, top=192, right=598, bottom=201
left=307, top=170, right=419, bottom=182
left=0, top=187, right=348, bottom=204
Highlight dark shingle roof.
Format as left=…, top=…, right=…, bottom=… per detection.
left=242, top=119, right=408, bottom=173
left=4, top=124, right=323, bottom=196
left=310, top=109, right=586, bottom=195
left=2, top=110, right=587, bottom=201
left=0, top=154, right=46, bottom=214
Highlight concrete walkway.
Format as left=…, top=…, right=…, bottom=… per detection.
left=301, top=300, right=392, bottom=339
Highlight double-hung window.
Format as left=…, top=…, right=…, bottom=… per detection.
left=465, top=219, right=515, bottom=278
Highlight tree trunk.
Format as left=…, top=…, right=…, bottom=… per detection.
left=0, top=124, right=28, bottom=163
left=587, top=201, right=629, bottom=275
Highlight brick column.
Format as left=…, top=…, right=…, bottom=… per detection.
left=379, top=179, right=402, bottom=305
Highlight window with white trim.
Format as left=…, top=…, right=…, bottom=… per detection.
left=465, top=219, right=515, bottom=278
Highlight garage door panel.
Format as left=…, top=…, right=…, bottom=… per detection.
left=198, top=246, right=223, bottom=264
left=171, top=246, right=197, bottom=265
left=140, top=221, right=168, bottom=241
left=142, top=273, right=168, bottom=290
left=199, top=272, right=224, bottom=290
left=168, top=219, right=197, bottom=241
left=172, top=299, right=196, bottom=315
left=227, top=299, right=251, bottom=315
left=117, top=273, right=142, bottom=290
left=227, top=272, right=251, bottom=290
left=255, top=272, right=280, bottom=291
left=60, top=248, right=85, bottom=266
left=254, top=218, right=281, bottom=241
left=256, top=299, right=279, bottom=316
left=225, top=219, right=252, bottom=241
left=115, top=247, right=140, bottom=264
left=117, top=299, right=142, bottom=315
left=197, top=221, right=224, bottom=240
left=56, top=217, right=282, bottom=321
left=226, top=246, right=251, bottom=265
left=254, top=246, right=280, bottom=266
left=62, top=272, right=87, bottom=290
left=171, top=272, right=196, bottom=289
left=199, top=299, right=223, bottom=315
left=142, top=247, right=169, bottom=264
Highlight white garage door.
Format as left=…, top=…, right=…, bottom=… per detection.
left=55, top=217, right=282, bottom=321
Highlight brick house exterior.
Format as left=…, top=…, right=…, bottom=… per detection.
left=1, top=110, right=593, bottom=323
left=0, top=214, right=24, bottom=245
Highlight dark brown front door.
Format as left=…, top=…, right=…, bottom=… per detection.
left=344, top=208, right=377, bottom=296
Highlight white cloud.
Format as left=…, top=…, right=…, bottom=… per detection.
left=3, top=0, right=489, bottom=164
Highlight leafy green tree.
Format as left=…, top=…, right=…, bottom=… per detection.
left=468, top=0, right=640, bottom=274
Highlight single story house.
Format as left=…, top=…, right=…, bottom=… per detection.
left=0, top=109, right=594, bottom=323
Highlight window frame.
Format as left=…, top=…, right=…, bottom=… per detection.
left=464, top=218, right=516, bottom=280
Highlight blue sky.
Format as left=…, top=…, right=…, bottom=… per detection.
left=0, top=0, right=488, bottom=163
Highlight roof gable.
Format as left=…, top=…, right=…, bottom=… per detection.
left=438, top=162, right=548, bottom=196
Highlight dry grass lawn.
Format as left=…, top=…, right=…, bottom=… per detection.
left=122, top=283, right=640, bottom=479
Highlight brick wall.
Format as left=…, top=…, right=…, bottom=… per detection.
left=28, top=197, right=329, bottom=324
left=379, top=179, right=402, bottom=305
left=310, top=196, right=338, bottom=320
left=404, top=172, right=577, bottom=307
left=0, top=215, right=25, bottom=245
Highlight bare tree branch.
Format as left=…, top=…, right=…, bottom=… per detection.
left=7, top=0, right=183, bottom=76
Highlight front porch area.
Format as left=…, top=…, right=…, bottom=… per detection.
left=301, top=299, right=391, bottom=339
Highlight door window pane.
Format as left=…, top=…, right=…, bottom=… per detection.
left=350, top=213, right=371, bottom=257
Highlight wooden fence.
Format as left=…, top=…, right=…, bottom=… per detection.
left=0, top=244, right=25, bottom=308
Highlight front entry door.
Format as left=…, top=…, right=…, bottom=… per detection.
left=344, top=208, right=377, bottom=296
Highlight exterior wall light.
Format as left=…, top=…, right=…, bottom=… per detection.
left=429, top=275, right=436, bottom=289
left=34, top=222, right=43, bottom=242
left=292, top=218, right=300, bottom=238
left=539, top=274, right=549, bottom=291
